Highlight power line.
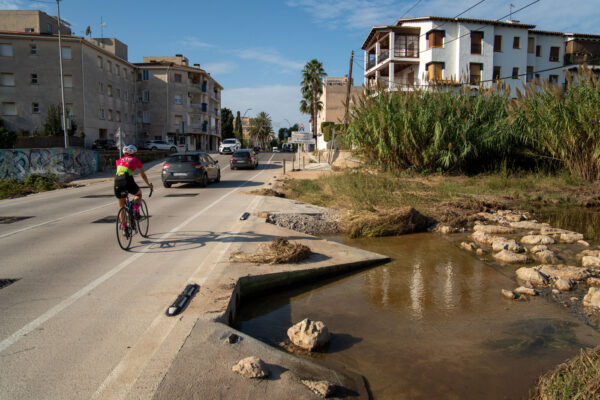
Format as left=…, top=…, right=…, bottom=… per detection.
left=398, top=0, right=423, bottom=20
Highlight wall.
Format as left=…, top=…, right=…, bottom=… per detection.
left=0, top=147, right=98, bottom=180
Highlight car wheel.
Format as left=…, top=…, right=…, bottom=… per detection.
left=215, top=170, right=221, bottom=183
left=163, top=181, right=172, bottom=188
left=151, top=146, right=158, bottom=151
left=199, top=172, right=208, bottom=187
left=170, top=147, right=177, bottom=152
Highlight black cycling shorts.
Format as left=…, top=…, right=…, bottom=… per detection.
left=114, top=174, right=140, bottom=199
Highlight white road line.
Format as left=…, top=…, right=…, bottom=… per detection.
left=0, top=156, right=273, bottom=354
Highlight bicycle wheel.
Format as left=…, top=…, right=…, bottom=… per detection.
left=116, top=207, right=132, bottom=250
left=137, top=200, right=150, bottom=237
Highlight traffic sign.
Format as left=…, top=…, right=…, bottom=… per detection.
left=289, top=137, right=316, bottom=144
left=291, top=131, right=313, bottom=141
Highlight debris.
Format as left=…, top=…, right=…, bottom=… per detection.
left=230, top=238, right=311, bottom=264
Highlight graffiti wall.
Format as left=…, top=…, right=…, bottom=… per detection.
left=0, top=148, right=99, bottom=180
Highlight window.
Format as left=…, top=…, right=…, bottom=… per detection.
left=426, top=30, right=444, bottom=49
left=97, top=56, right=103, bottom=69
left=471, top=31, right=483, bottom=55
left=549, top=47, right=560, bottom=62
left=513, top=36, right=520, bottom=49
left=31, top=73, right=38, bottom=84
left=107, top=61, right=112, bottom=73
left=116, top=88, right=120, bottom=98
left=174, top=73, right=182, bottom=83
left=61, top=47, right=71, bottom=60
left=0, top=43, right=13, bottom=57
left=108, top=109, right=113, bottom=121
left=0, top=73, right=15, bottom=86
left=174, top=95, right=182, bottom=104
left=426, top=62, right=444, bottom=81
left=512, top=67, right=519, bottom=79
left=469, top=63, right=482, bottom=85
left=30, top=44, right=37, bottom=55
left=99, top=108, right=105, bottom=119
left=549, top=75, right=559, bottom=84
left=99, top=82, right=104, bottom=94
left=526, top=66, right=534, bottom=82
left=63, top=75, right=73, bottom=88
left=2, top=102, right=17, bottom=116
left=124, top=90, right=128, bottom=100
left=32, top=103, right=39, bottom=113
left=107, top=84, right=112, bottom=97
left=493, top=66, right=501, bottom=82
left=116, top=111, right=121, bottom=122
left=536, top=45, right=541, bottom=57
left=25, top=28, right=34, bottom=33
left=142, top=111, right=150, bottom=123
left=142, top=70, right=149, bottom=80
left=142, top=90, right=150, bottom=102
left=527, top=38, right=535, bottom=54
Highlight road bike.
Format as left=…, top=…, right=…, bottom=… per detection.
left=116, top=188, right=152, bottom=250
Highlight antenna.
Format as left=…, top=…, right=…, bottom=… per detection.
left=509, top=3, right=515, bottom=20
left=100, top=16, right=106, bottom=40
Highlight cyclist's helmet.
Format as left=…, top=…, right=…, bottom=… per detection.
left=123, top=145, right=137, bottom=155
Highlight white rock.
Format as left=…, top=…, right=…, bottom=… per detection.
left=552, top=289, right=560, bottom=294
left=530, top=245, right=549, bottom=254
left=461, top=242, right=477, bottom=252
left=582, top=256, right=600, bottom=268
left=554, top=278, right=575, bottom=291
left=301, top=380, right=334, bottom=398
left=472, top=230, right=495, bottom=245
left=514, top=286, right=539, bottom=296
left=501, top=289, right=518, bottom=299
left=492, top=238, right=524, bottom=253
left=493, top=250, right=528, bottom=263
left=287, top=318, right=330, bottom=351
left=520, top=235, right=555, bottom=245
left=577, top=240, right=590, bottom=247
left=474, top=225, right=515, bottom=235
left=560, top=232, right=585, bottom=244
left=232, top=356, right=269, bottom=379
left=438, top=225, right=454, bottom=234
left=583, top=287, right=600, bottom=308
left=576, top=250, right=600, bottom=261
left=510, top=221, right=549, bottom=230
left=541, top=227, right=573, bottom=236
left=535, top=250, right=560, bottom=264
left=537, top=264, right=591, bottom=281
left=516, top=267, right=550, bottom=285
left=476, top=248, right=486, bottom=256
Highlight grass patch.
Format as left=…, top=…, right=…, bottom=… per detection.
left=0, top=173, right=69, bottom=200
left=529, top=346, right=600, bottom=400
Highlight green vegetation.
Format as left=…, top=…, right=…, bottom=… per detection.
left=221, top=108, right=234, bottom=139
left=300, top=59, right=326, bottom=136
left=0, top=117, right=17, bottom=149
left=0, top=173, right=68, bottom=199
left=41, top=104, right=78, bottom=136
left=233, top=111, right=243, bottom=141
left=248, top=111, right=274, bottom=147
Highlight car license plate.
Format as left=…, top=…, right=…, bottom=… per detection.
left=172, top=172, right=187, bottom=176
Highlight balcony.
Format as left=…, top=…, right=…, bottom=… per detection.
left=564, top=53, right=600, bottom=65
left=377, top=49, right=389, bottom=64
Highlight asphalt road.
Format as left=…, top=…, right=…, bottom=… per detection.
left=0, top=152, right=287, bottom=400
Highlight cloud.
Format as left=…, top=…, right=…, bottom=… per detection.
left=201, top=61, right=237, bottom=75
left=180, top=37, right=215, bottom=48
left=0, top=0, right=22, bottom=9
left=221, top=85, right=309, bottom=129
left=237, top=48, right=304, bottom=71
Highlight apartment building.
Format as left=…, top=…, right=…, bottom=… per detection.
left=362, top=16, right=600, bottom=96
left=0, top=10, right=222, bottom=151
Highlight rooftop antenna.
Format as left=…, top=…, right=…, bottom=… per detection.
left=509, top=3, right=515, bottom=20
left=100, top=16, right=106, bottom=40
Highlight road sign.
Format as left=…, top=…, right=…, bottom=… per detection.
left=291, top=131, right=313, bottom=141
left=299, top=123, right=305, bottom=132
left=289, top=137, right=316, bottom=144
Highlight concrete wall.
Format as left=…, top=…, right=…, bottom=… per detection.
left=0, top=147, right=98, bottom=180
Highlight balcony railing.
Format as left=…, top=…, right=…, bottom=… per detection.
left=367, top=59, right=376, bottom=69
left=564, top=53, right=599, bottom=65
left=394, top=47, right=419, bottom=58
left=377, top=49, right=389, bottom=64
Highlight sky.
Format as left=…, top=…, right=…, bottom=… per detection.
left=2, top=0, right=599, bottom=131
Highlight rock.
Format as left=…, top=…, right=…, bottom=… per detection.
left=570, top=297, right=579, bottom=302
left=472, top=230, right=495, bottom=245
left=491, top=238, right=524, bottom=253
left=583, top=287, right=600, bottom=308
left=576, top=249, right=600, bottom=261
left=578, top=240, right=590, bottom=247
left=476, top=248, right=486, bottom=256
left=514, top=286, right=539, bottom=296
left=301, top=380, right=334, bottom=398
left=581, top=256, right=600, bottom=268
left=560, top=232, right=585, bottom=244
left=287, top=318, right=330, bottom=351
left=516, top=267, right=550, bottom=285
left=520, top=235, right=555, bottom=245
left=493, top=250, right=528, bottom=263
left=224, top=333, right=241, bottom=344
left=510, top=221, right=549, bottom=230
left=530, top=245, right=549, bottom=254
left=535, top=250, right=560, bottom=264
left=232, top=356, right=269, bottom=379
left=552, top=289, right=560, bottom=294
left=554, top=278, right=575, bottom=291
left=461, top=242, right=477, bottom=252
left=501, top=289, right=519, bottom=299
left=537, top=264, right=591, bottom=281
left=505, top=213, right=525, bottom=222
left=474, top=225, right=515, bottom=235
left=540, top=227, right=571, bottom=236
left=587, top=277, right=600, bottom=287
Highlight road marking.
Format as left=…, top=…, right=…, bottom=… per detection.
left=0, top=156, right=273, bottom=355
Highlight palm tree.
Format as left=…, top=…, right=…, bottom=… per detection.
left=300, top=59, right=327, bottom=137
left=248, top=111, right=273, bottom=148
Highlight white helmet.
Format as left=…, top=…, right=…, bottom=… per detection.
left=123, top=144, right=137, bottom=155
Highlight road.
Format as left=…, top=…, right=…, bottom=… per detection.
left=0, top=152, right=289, bottom=400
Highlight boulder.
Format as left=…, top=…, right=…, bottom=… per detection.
left=232, top=356, right=269, bottom=379
left=493, top=250, right=528, bottom=263
left=576, top=249, right=600, bottom=261
left=501, top=289, right=519, bottom=299
left=530, top=245, right=549, bottom=254
left=554, top=278, right=575, bottom=291
left=516, top=267, right=550, bottom=286
left=510, top=221, right=549, bottom=230
left=535, top=250, right=560, bottom=264
left=587, top=277, right=600, bottom=287
left=476, top=248, right=487, bottom=256
left=514, top=286, right=539, bottom=296
left=577, top=240, right=590, bottom=247
left=583, top=287, right=600, bottom=308
left=461, top=242, right=477, bottom=252
left=301, top=380, right=334, bottom=398
left=560, top=232, right=585, bottom=244
left=474, top=224, right=515, bottom=235
left=287, top=318, right=330, bottom=351
left=541, top=227, right=573, bottom=236
left=472, top=230, right=495, bottom=245
left=520, top=235, right=555, bottom=245
left=437, top=225, right=455, bottom=234
left=581, top=256, right=600, bottom=268
left=491, top=238, right=524, bottom=253
left=537, top=264, right=591, bottom=281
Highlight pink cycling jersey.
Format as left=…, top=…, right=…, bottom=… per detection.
left=116, top=156, right=142, bottom=176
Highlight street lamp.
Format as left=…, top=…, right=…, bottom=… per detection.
left=242, top=108, right=252, bottom=118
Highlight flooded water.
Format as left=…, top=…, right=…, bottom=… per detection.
left=534, top=207, right=600, bottom=241
left=236, top=233, right=600, bottom=400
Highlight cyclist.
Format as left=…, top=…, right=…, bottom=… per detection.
left=114, top=145, right=153, bottom=218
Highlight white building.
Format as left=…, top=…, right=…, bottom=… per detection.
left=362, top=16, right=600, bottom=96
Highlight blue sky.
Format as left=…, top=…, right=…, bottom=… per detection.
left=2, top=0, right=599, bottom=130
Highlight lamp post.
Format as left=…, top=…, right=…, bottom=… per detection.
left=56, top=0, right=68, bottom=148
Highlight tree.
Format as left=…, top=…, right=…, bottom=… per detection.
left=0, top=117, right=17, bottom=149
left=278, top=128, right=286, bottom=142
left=234, top=111, right=242, bottom=140
left=221, top=108, right=234, bottom=139
left=300, top=59, right=327, bottom=138
left=42, top=104, right=77, bottom=136
left=248, top=111, right=273, bottom=147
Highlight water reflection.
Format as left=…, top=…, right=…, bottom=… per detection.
left=237, top=233, right=600, bottom=400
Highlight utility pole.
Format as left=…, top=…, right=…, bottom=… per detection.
left=56, top=0, right=68, bottom=148
left=343, top=50, right=354, bottom=132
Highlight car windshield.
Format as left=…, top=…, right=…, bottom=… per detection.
left=233, top=151, right=250, bottom=157
left=166, top=155, right=199, bottom=163
left=223, top=139, right=237, bottom=144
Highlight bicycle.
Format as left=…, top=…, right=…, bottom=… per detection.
left=116, top=188, right=152, bottom=250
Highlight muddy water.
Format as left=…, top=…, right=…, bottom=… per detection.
left=534, top=207, right=600, bottom=241
left=236, top=233, right=600, bottom=400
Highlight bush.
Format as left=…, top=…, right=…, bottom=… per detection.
left=0, top=118, right=17, bottom=149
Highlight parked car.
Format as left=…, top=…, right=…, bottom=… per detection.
left=161, top=152, right=220, bottom=188
left=230, top=149, right=259, bottom=170
left=91, top=139, right=117, bottom=150
left=252, top=146, right=262, bottom=152
left=272, top=146, right=280, bottom=152
left=219, top=138, right=241, bottom=154
left=146, top=140, right=178, bottom=152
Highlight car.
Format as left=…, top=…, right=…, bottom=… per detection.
left=146, top=140, right=178, bottom=152
left=161, top=152, right=221, bottom=188
left=91, top=139, right=117, bottom=150
left=230, top=149, right=259, bottom=170
left=282, top=144, right=293, bottom=152
left=252, top=146, right=262, bottom=152
left=219, top=138, right=241, bottom=154
left=272, top=146, right=280, bottom=152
